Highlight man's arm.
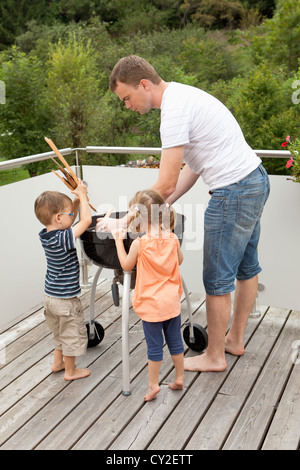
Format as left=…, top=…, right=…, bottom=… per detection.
left=166, top=163, right=200, bottom=205
left=151, top=146, right=199, bottom=203
left=151, top=146, right=185, bottom=200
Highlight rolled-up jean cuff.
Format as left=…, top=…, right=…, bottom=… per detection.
left=203, top=164, right=269, bottom=297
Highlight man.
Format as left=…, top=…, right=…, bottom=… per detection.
left=105, top=54, right=270, bottom=372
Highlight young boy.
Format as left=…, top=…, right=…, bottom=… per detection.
left=34, top=180, right=92, bottom=380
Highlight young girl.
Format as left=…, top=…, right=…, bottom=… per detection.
left=112, top=189, right=184, bottom=401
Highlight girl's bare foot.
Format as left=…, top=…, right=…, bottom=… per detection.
left=144, top=384, right=160, bottom=402
left=51, top=362, right=65, bottom=372
left=169, top=377, right=184, bottom=390
left=64, top=368, right=90, bottom=381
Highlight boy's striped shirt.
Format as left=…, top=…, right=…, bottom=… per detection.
left=39, top=228, right=80, bottom=298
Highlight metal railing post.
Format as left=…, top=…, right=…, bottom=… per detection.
left=74, top=149, right=91, bottom=289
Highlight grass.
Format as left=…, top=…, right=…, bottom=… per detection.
left=0, top=166, right=30, bottom=186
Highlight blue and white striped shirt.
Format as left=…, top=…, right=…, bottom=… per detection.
left=39, top=228, right=80, bottom=298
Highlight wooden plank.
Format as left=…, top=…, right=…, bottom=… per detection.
left=0, top=308, right=45, bottom=353
left=78, top=299, right=260, bottom=451
left=36, top=375, right=122, bottom=450
left=261, top=342, right=300, bottom=449
left=0, top=302, right=44, bottom=335
left=0, top=286, right=126, bottom=445
left=1, top=279, right=297, bottom=451
left=0, top=283, right=113, bottom=392
left=0, top=304, right=141, bottom=449
left=222, top=309, right=300, bottom=450
left=36, top=314, right=148, bottom=449
left=0, top=278, right=109, bottom=370
left=146, top=305, right=267, bottom=451
left=108, top=297, right=207, bottom=450
left=69, top=294, right=206, bottom=450
left=0, top=335, right=54, bottom=392
left=185, top=306, right=290, bottom=450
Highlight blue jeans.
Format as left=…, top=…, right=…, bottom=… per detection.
left=203, top=164, right=270, bottom=296
left=142, top=315, right=184, bottom=361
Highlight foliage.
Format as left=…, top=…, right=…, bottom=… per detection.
left=0, top=0, right=54, bottom=48
left=252, top=0, right=300, bottom=72
left=45, top=34, right=103, bottom=149
left=0, top=47, right=51, bottom=176
left=283, top=136, right=300, bottom=183
left=208, top=63, right=300, bottom=175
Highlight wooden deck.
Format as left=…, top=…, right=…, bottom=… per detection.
left=0, top=277, right=299, bottom=451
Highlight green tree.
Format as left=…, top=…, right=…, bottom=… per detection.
left=0, top=47, right=51, bottom=175
left=45, top=34, right=104, bottom=150
left=252, top=0, right=300, bottom=72
left=209, top=63, right=300, bottom=174
left=0, top=0, right=55, bottom=48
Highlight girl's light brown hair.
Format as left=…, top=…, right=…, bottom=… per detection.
left=34, top=191, right=72, bottom=226
left=128, top=189, right=175, bottom=234
left=109, top=55, right=162, bottom=91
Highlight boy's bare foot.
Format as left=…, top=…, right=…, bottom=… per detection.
left=64, top=368, right=90, bottom=381
left=184, top=353, right=227, bottom=372
left=144, top=384, right=160, bottom=402
left=51, top=362, right=65, bottom=372
left=169, top=377, right=184, bottom=391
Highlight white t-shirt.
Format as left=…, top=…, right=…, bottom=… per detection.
left=160, top=82, right=261, bottom=191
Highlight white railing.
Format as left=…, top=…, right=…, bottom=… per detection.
left=0, top=147, right=292, bottom=171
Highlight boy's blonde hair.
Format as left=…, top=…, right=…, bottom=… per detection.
left=128, top=189, right=175, bottom=233
left=109, top=55, right=162, bottom=91
left=34, top=191, right=72, bottom=226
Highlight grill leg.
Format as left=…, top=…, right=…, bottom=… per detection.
left=88, top=266, right=103, bottom=339
left=182, top=277, right=195, bottom=344
left=122, top=270, right=132, bottom=396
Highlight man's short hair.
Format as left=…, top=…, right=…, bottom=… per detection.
left=109, top=55, right=161, bottom=91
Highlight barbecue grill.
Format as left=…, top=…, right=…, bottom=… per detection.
left=80, top=212, right=208, bottom=395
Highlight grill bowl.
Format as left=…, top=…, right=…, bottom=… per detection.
left=80, top=211, right=185, bottom=270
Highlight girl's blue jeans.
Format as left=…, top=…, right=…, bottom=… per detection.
left=142, top=315, right=184, bottom=361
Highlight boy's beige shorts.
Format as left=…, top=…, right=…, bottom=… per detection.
left=44, top=295, right=87, bottom=357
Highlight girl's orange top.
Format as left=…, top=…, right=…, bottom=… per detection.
left=132, top=232, right=183, bottom=322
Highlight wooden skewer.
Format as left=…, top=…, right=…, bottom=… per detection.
left=104, top=207, right=114, bottom=218
left=52, top=169, right=97, bottom=211
left=47, top=137, right=97, bottom=212
left=88, top=202, right=97, bottom=212
left=45, top=137, right=79, bottom=184
left=52, top=170, right=97, bottom=212
left=51, top=170, right=74, bottom=190
left=50, top=156, right=77, bottom=187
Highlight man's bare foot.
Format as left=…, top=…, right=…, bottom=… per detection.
left=184, top=353, right=227, bottom=372
left=225, top=336, right=245, bottom=356
left=51, top=362, right=65, bottom=372
left=169, top=377, right=184, bottom=391
left=144, top=384, right=160, bottom=402
left=64, top=368, right=90, bottom=381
